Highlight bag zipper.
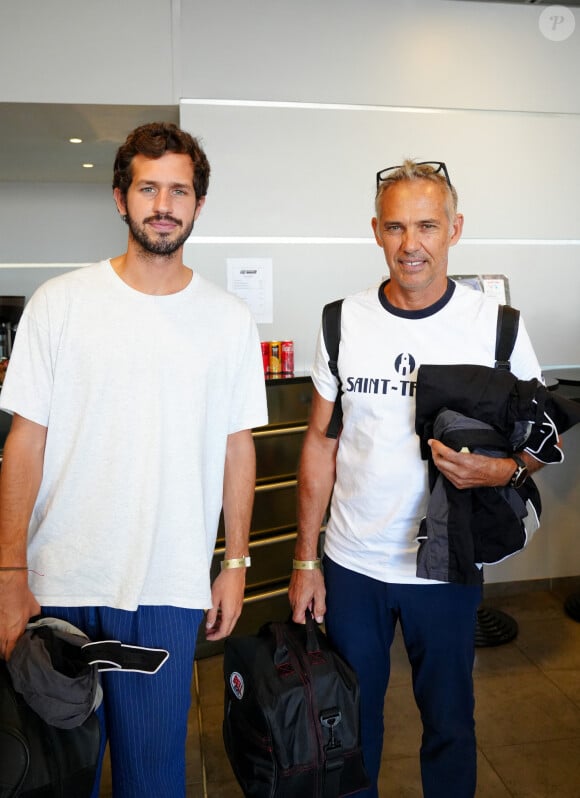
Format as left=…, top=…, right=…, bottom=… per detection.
left=281, top=625, right=326, bottom=798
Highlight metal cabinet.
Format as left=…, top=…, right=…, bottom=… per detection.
left=195, top=375, right=313, bottom=658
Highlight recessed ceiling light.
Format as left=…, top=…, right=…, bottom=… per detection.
left=82, top=163, right=94, bottom=169
left=69, top=137, right=83, bottom=144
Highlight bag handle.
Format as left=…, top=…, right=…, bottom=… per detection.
left=272, top=609, right=322, bottom=669
left=304, top=607, right=322, bottom=653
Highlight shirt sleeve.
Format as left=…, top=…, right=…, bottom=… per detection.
left=311, top=323, right=339, bottom=402
left=510, top=315, right=543, bottom=382
left=227, top=312, right=268, bottom=433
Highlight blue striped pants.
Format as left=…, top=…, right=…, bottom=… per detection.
left=42, top=605, right=204, bottom=798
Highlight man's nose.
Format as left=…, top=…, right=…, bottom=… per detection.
left=402, top=229, right=419, bottom=252
left=153, top=188, right=172, bottom=214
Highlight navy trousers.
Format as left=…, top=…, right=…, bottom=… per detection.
left=323, top=557, right=481, bottom=798
left=42, top=605, right=204, bottom=798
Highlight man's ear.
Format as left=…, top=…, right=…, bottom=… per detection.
left=371, top=216, right=383, bottom=248
left=194, top=195, right=206, bottom=221
left=113, top=187, right=127, bottom=217
left=449, top=213, right=464, bottom=247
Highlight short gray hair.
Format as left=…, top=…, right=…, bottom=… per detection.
left=374, top=159, right=458, bottom=221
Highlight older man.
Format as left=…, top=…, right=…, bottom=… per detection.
left=289, top=160, right=545, bottom=798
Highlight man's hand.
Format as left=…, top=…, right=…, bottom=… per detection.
left=428, top=439, right=520, bottom=490
left=0, top=571, right=40, bottom=660
left=288, top=568, right=326, bottom=625
left=0, top=414, right=46, bottom=659
left=204, top=568, right=246, bottom=641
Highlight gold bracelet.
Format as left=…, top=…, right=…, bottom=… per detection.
left=292, top=558, right=321, bottom=570
left=220, top=556, right=251, bottom=571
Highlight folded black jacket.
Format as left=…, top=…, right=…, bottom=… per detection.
left=416, top=364, right=580, bottom=464
left=416, top=408, right=542, bottom=584
left=414, top=365, right=580, bottom=584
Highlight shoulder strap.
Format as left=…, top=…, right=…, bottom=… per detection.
left=494, top=304, right=520, bottom=371
left=322, top=299, right=344, bottom=439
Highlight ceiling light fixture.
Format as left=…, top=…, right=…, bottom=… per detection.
left=69, top=137, right=83, bottom=144
left=82, top=163, right=94, bottom=169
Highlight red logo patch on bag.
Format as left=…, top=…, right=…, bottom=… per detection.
left=230, top=671, right=244, bottom=700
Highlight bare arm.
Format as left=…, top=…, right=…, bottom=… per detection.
left=288, top=389, right=339, bottom=624
left=205, top=428, right=256, bottom=641
left=0, top=414, right=45, bottom=659
left=428, top=438, right=557, bottom=490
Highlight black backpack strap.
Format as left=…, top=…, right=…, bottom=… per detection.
left=322, top=299, right=344, bottom=439
left=322, top=723, right=345, bottom=798
left=495, top=304, right=520, bottom=371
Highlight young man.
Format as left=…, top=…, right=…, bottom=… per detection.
left=289, top=161, right=547, bottom=798
left=0, top=122, right=268, bottom=797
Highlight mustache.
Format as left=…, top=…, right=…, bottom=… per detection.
left=144, top=214, right=182, bottom=227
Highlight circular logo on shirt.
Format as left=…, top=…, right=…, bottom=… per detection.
left=395, top=353, right=416, bottom=377
left=230, top=671, right=245, bottom=700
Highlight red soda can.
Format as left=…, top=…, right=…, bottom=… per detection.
left=260, top=342, right=269, bottom=375
left=269, top=341, right=281, bottom=374
left=281, top=341, right=294, bottom=374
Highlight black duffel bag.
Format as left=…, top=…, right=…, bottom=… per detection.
left=223, top=612, right=369, bottom=797
left=0, top=659, right=100, bottom=798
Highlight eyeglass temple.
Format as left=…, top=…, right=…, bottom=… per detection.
left=376, top=162, right=452, bottom=190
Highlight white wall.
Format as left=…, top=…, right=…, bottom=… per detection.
left=179, top=100, right=580, bottom=371
left=179, top=0, right=580, bottom=114
left=0, top=183, right=126, bottom=263
left=0, top=0, right=176, bottom=104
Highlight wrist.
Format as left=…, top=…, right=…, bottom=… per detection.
left=220, top=556, right=251, bottom=571
left=0, top=566, right=30, bottom=580
left=292, top=558, right=321, bottom=570
left=507, top=454, right=529, bottom=488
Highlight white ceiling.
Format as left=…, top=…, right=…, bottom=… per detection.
left=0, top=103, right=180, bottom=184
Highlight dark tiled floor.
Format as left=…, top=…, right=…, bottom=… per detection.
left=100, top=583, right=580, bottom=797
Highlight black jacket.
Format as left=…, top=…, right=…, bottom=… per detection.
left=414, top=365, right=580, bottom=584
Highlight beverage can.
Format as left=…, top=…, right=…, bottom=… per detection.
left=281, top=341, right=294, bottom=374
left=269, top=341, right=281, bottom=374
left=260, top=342, right=269, bottom=375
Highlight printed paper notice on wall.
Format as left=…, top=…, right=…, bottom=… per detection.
left=227, top=258, right=274, bottom=324
left=227, top=258, right=273, bottom=324
left=451, top=274, right=510, bottom=306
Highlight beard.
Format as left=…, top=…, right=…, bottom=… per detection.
left=124, top=211, right=195, bottom=256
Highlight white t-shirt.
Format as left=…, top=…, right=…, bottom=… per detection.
left=312, top=279, right=542, bottom=585
left=0, top=261, right=268, bottom=609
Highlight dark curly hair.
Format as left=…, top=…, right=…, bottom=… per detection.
left=112, top=122, right=210, bottom=201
